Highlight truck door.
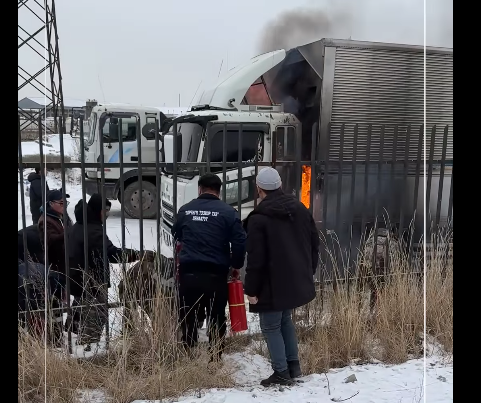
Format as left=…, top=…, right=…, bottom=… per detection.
left=98, top=112, right=140, bottom=180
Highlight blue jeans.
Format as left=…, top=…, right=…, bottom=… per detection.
left=259, top=310, right=299, bottom=373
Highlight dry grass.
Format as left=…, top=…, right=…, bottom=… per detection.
left=298, top=226, right=453, bottom=374
left=18, top=261, right=235, bottom=403
left=18, top=326, right=235, bottom=403
left=18, top=226, right=453, bottom=402
left=425, top=228, right=454, bottom=354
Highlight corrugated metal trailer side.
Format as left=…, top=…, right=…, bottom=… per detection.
left=315, top=39, right=453, bottom=162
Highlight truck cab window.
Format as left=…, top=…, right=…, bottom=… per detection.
left=206, top=130, right=263, bottom=169
left=102, top=117, right=137, bottom=143
left=224, top=180, right=250, bottom=206
left=242, top=76, right=272, bottom=106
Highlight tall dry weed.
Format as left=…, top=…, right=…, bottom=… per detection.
left=425, top=227, right=453, bottom=354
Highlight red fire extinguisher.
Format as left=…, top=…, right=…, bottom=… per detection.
left=228, top=273, right=248, bottom=333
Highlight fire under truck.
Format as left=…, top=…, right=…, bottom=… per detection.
left=159, top=38, right=453, bottom=270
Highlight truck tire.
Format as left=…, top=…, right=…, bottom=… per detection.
left=123, top=180, right=157, bottom=219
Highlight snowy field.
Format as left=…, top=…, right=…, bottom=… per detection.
left=18, top=135, right=453, bottom=403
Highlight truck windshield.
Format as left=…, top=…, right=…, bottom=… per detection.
left=177, top=123, right=202, bottom=162
left=164, top=122, right=203, bottom=175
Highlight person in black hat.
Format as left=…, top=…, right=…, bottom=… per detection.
left=172, top=173, right=246, bottom=362
left=37, top=188, right=73, bottom=347
left=68, top=194, right=155, bottom=350
left=27, top=166, right=49, bottom=224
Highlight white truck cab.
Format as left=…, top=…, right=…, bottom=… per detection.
left=159, top=49, right=301, bottom=258
left=84, top=103, right=168, bottom=218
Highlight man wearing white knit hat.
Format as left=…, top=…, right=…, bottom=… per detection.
left=244, top=167, right=320, bottom=386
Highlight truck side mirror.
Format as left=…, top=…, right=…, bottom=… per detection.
left=108, top=123, right=119, bottom=141
left=142, top=122, right=158, bottom=140
left=163, top=134, right=174, bottom=164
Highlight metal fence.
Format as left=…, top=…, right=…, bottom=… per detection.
left=17, top=115, right=453, bottom=353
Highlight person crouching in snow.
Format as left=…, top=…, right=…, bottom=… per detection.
left=243, top=168, right=320, bottom=386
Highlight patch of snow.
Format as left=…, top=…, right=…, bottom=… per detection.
left=19, top=133, right=78, bottom=158
left=126, top=354, right=452, bottom=403
left=226, top=352, right=272, bottom=386
left=76, top=389, right=108, bottom=403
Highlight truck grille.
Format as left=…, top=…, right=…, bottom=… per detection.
left=162, top=200, right=174, bottom=228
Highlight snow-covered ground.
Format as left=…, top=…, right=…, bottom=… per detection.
left=217, top=353, right=453, bottom=403
left=18, top=135, right=453, bottom=402
left=79, top=353, right=453, bottom=403
left=20, top=133, right=79, bottom=158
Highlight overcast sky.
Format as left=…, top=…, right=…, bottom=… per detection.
left=18, top=0, right=452, bottom=107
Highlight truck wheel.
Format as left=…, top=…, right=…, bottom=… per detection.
left=123, top=181, right=157, bottom=219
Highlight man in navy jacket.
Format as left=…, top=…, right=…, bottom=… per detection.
left=172, top=173, right=246, bottom=361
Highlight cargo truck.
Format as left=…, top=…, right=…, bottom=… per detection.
left=159, top=38, right=453, bottom=270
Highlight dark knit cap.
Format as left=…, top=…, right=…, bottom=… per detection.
left=87, top=193, right=112, bottom=214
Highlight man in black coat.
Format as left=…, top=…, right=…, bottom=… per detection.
left=68, top=194, right=153, bottom=350
left=18, top=225, right=64, bottom=345
left=18, top=224, right=45, bottom=337
left=18, top=259, right=47, bottom=337
left=28, top=167, right=49, bottom=224
left=172, top=173, right=246, bottom=361
left=18, top=224, right=44, bottom=264
left=244, top=167, right=320, bottom=386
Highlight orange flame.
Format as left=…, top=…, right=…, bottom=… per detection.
left=301, top=165, right=311, bottom=209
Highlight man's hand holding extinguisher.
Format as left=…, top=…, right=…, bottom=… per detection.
left=230, top=268, right=240, bottom=280
left=230, top=266, right=258, bottom=305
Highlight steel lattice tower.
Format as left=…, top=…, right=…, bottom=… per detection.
left=18, top=0, right=65, bottom=135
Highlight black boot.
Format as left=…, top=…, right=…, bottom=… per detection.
left=287, top=360, right=302, bottom=379
left=260, top=370, right=293, bottom=387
